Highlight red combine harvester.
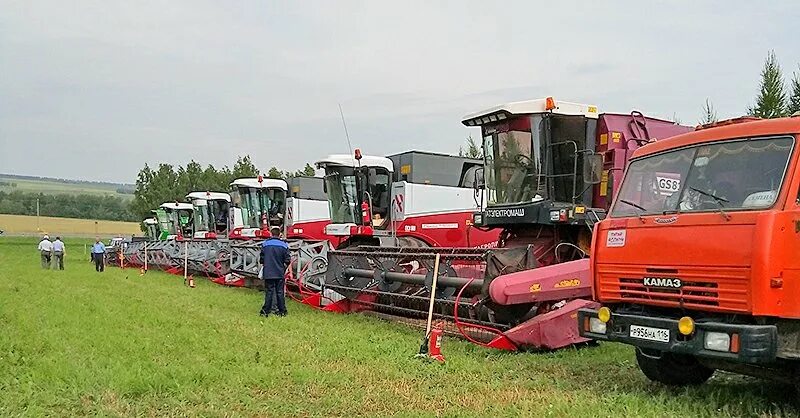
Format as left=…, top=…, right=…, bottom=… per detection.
left=314, top=97, right=692, bottom=350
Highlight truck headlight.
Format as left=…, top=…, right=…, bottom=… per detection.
left=589, top=317, right=607, bottom=334
left=704, top=332, right=731, bottom=352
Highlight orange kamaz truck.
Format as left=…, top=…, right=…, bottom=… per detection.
left=579, top=115, right=800, bottom=386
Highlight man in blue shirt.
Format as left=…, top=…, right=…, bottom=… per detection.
left=259, top=227, right=290, bottom=317
left=91, top=237, right=106, bottom=272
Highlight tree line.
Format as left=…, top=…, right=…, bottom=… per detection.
left=130, top=156, right=317, bottom=221
left=0, top=190, right=137, bottom=222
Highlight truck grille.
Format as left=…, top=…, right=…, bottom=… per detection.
left=597, top=264, right=750, bottom=313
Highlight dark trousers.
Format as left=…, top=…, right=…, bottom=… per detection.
left=53, top=251, right=64, bottom=270
left=93, top=253, right=105, bottom=272
left=40, top=251, right=51, bottom=269
left=261, top=278, right=286, bottom=315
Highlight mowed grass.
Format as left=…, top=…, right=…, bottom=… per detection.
left=0, top=176, right=132, bottom=200
left=0, top=214, right=140, bottom=237
left=0, top=236, right=797, bottom=417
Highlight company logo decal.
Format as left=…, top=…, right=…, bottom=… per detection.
left=486, top=208, right=525, bottom=218
left=643, top=277, right=682, bottom=288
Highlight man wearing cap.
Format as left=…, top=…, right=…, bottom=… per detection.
left=38, top=235, right=53, bottom=269
left=259, top=227, right=290, bottom=317
left=52, top=237, right=66, bottom=270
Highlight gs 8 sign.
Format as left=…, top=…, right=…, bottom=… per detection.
left=655, top=175, right=681, bottom=196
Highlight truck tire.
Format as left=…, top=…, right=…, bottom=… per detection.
left=635, top=348, right=714, bottom=386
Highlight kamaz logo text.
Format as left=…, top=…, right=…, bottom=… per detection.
left=643, top=277, right=682, bottom=288
left=486, top=208, right=525, bottom=218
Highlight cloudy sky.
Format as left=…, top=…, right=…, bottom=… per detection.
left=1, top=1, right=798, bottom=183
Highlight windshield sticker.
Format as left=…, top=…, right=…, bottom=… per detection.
left=655, top=172, right=681, bottom=196
left=607, top=230, right=626, bottom=247
left=742, top=190, right=778, bottom=208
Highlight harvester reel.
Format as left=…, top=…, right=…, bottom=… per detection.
left=423, top=262, right=458, bottom=299
left=375, top=259, right=403, bottom=293
left=328, top=255, right=373, bottom=299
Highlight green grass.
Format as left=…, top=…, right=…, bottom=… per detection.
left=0, top=176, right=133, bottom=200
left=0, top=236, right=797, bottom=417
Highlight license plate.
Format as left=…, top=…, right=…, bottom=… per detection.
left=629, top=325, right=670, bottom=343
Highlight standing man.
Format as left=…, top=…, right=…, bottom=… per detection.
left=91, top=237, right=106, bottom=272
left=52, top=236, right=66, bottom=270
left=38, top=235, right=53, bottom=269
left=259, top=227, right=290, bottom=317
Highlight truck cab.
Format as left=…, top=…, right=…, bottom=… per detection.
left=579, top=116, right=800, bottom=386
left=228, top=177, right=288, bottom=239
left=186, top=191, right=232, bottom=239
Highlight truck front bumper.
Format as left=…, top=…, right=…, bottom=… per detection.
left=578, top=308, right=778, bottom=364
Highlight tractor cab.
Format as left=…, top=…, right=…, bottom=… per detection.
left=463, top=97, right=603, bottom=229
left=228, top=177, right=288, bottom=239
left=316, top=152, right=394, bottom=236
left=157, top=202, right=194, bottom=239
left=186, top=191, right=231, bottom=239
left=142, top=218, right=159, bottom=240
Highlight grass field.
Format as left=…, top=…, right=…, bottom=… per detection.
left=0, top=175, right=133, bottom=200
left=0, top=214, right=140, bottom=237
left=1, top=236, right=797, bottom=417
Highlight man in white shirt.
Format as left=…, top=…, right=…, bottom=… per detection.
left=52, top=236, right=66, bottom=270
left=38, top=235, right=53, bottom=269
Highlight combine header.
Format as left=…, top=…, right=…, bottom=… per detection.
left=317, top=97, right=692, bottom=350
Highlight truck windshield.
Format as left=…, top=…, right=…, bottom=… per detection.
left=611, top=136, right=794, bottom=217
left=324, top=166, right=358, bottom=224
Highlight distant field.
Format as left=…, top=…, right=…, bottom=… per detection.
left=0, top=214, right=140, bottom=237
left=0, top=175, right=134, bottom=200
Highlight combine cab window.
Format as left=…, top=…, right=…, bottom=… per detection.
left=612, top=136, right=794, bottom=217
left=484, top=130, right=535, bottom=204
left=325, top=166, right=359, bottom=224
left=192, top=200, right=211, bottom=233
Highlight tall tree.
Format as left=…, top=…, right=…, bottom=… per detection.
left=267, top=167, right=284, bottom=179
left=788, top=66, right=800, bottom=116
left=699, top=98, right=718, bottom=125
left=232, top=155, right=259, bottom=179
left=458, top=135, right=483, bottom=159
left=748, top=50, right=787, bottom=118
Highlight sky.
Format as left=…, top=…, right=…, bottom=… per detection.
left=1, top=1, right=799, bottom=183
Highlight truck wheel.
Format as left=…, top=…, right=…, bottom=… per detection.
left=635, top=348, right=714, bottom=385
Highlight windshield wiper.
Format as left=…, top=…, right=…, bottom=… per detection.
left=619, top=199, right=646, bottom=212
left=618, top=199, right=646, bottom=222
left=689, top=187, right=731, bottom=221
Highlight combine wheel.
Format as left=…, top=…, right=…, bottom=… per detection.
left=635, top=348, right=714, bottom=385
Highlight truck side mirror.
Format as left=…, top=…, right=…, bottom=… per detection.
left=583, top=154, right=603, bottom=185
left=474, top=167, right=485, bottom=190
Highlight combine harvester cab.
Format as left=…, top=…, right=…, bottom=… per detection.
left=318, top=97, right=692, bottom=351
left=146, top=202, right=194, bottom=272
left=177, top=191, right=233, bottom=279
left=315, top=150, right=499, bottom=248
